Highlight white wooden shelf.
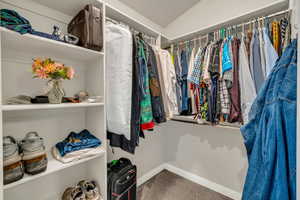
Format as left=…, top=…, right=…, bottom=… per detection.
left=0, top=28, right=104, bottom=62
left=4, top=147, right=106, bottom=190
left=1, top=1, right=107, bottom=199
left=171, top=115, right=241, bottom=130
left=2, top=102, right=104, bottom=111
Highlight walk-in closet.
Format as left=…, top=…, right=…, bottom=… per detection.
left=0, top=0, right=299, bottom=200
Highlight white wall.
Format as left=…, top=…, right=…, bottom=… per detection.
left=164, top=121, right=247, bottom=193
left=107, top=124, right=167, bottom=179
left=108, top=120, right=247, bottom=193
left=164, top=0, right=288, bottom=39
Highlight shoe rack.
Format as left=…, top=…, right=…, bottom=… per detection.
left=0, top=0, right=107, bottom=199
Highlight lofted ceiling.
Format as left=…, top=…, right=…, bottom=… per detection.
left=119, top=0, right=201, bottom=27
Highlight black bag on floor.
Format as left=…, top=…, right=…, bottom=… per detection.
left=108, top=158, right=137, bottom=200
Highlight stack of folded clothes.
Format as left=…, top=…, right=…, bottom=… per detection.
left=52, top=129, right=102, bottom=163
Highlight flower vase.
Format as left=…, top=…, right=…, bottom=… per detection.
left=47, top=79, right=65, bottom=104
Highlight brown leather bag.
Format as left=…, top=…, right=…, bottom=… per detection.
left=68, top=5, right=103, bottom=51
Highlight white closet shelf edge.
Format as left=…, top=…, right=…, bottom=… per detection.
left=1, top=102, right=104, bottom=111
left=0, top=27, right=104, bottom=62
left=3, top=147, right=106, bottom=190
left=171, top=115, right=241, bottom=131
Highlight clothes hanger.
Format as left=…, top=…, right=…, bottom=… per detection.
left=234, top=25, right=237, bottom=38
left=242, top=23, right=245, bottom=38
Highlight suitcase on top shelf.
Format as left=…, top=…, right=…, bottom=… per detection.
left=108, top=158, right=137, bottom=200
left=68, top=4, right=103, bottom=51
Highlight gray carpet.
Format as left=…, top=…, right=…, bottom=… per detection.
left=137, top=170, right=233, bottom=200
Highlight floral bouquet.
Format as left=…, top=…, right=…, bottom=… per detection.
left=32, top=58, right=74, bottom=80
left=32, top=58, right=75, bottom=104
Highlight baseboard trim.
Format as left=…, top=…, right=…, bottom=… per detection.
left=164, top=164, right=242, bottom=200
left=137, top=164, right=165, bottom=186
left=137, top=163, right=242, bottom=200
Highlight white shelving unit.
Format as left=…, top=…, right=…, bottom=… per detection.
left=2, top=102, right=104, bottom=111
left=4, top=147, right=106, bottom=190
left=0, top=0, right=107, bottom=200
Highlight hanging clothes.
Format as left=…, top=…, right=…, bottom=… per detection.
left=154, top=47, right=179, bottom=119
left=174, top=49, right=183, bottom=113
left=188, top=47, right=203, bottom=86
left=229, top=37, right=242, bottom=123
left=180, top=50, right=189, bottom=114
left=208, top=40, right=222, bottom=123
left=147, top=44, right=166, bottom=124
left=280, top=17, right=291, bottom=52
left=263, top=27, right=279, bottom=78
left=106, top=22, right=133, bottom=141
left=168, top=13, right=290, bottom=126
left=239, top=35, right=257, bottom=123
left=137, top=39, right=155, bottom=131
left=106, top=23, right=142, bottom=154
left=241, top=39, right=297, bottom=200
left=272, top=21, right=281, bottom=55
left=251, top=29, right=265, bottom=93
left=258, top=28, right=267, bottom=79
left=128, top=34, right=142, bottom=152
left=188, top=47, right=197, bottom=114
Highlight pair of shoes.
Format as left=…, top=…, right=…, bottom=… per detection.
left=3, top=132, right=48, bottom=185
left=62, top=180, right=102, bottom=200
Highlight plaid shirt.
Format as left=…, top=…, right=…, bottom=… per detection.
left=188, top=48, right=202, bottom=85
left=220, top=79, right=231, bottom=115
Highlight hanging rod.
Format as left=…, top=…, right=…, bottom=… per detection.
left=105, top=16, right=157, bottom=44
left=172, top=8, right=291, bottom=46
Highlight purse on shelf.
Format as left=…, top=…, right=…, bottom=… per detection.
left=68, top=4, right=103, bottom=51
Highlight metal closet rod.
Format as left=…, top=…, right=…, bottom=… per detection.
left=174, top=8, right=291, bottom=46
left=105, top=17, right=157, bottom=44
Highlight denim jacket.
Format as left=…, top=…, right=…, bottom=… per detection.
left=241, top=39, right=297, bottom=200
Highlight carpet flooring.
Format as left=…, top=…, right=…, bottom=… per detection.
left=137, top=170, right=233, bottom=200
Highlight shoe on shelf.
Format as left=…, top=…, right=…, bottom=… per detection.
left=78, top=180, right=102, bottom=200
left=62, top=186, right=86, bottom=200
left=19, top=132, right=48, bottom=175
left=3, top=136, right=24, bottom=185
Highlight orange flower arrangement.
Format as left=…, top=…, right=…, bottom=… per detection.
left=32, top=58, right=75, bottom=80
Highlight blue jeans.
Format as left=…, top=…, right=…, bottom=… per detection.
left=241, top=39, right=297, bottom=200
left=180, top=50, right=189, bottom=113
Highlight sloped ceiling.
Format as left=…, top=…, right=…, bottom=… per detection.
left=119, top=0, right=201, bottom=27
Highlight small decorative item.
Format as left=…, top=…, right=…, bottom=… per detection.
left=75, top=91, right=89, bottom=102
left=32, top=58, right=75, bottom=104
